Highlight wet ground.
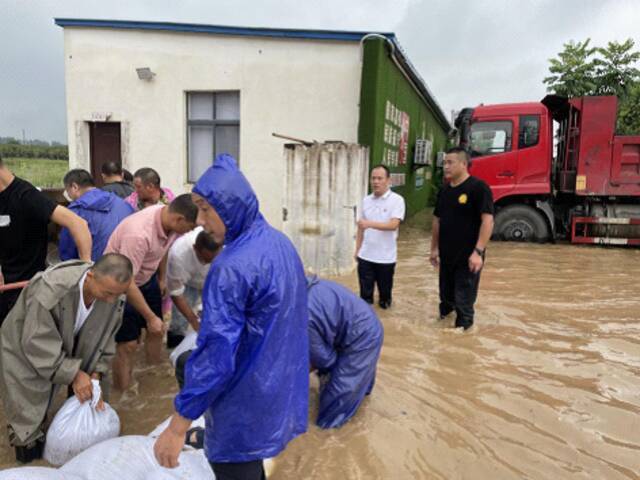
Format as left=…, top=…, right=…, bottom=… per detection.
left=1, top=211, right=640, bottom=478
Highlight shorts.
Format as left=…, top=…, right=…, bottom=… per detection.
left=115, top=274, right=162, bottom=343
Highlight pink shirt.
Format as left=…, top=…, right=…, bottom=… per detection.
left=105, top=205, right=178, bottom=286
left=124, top=187, right=175, bottom=212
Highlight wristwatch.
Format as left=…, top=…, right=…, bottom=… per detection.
left=474, top=247, right=485, bottom=255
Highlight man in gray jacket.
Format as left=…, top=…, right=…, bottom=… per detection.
left=0, top=254, right=132, bottom=463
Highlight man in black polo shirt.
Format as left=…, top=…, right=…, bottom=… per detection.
left=0, top=156, right=92, bottom=325
left=429, top=147, right=494, bottom=330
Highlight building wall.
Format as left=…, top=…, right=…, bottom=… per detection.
left=283, top=143, right=369, bottom=276
left=62, top=27, right=362, bottom=227
left=358, top=38, right=449, bottom=216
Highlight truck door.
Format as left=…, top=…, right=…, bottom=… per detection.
left=516, top=114, right=550, bottom=193
left=468, top=119, right=516, bottom=200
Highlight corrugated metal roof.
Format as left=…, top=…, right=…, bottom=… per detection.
left=54, top=18, right=450, bottom=130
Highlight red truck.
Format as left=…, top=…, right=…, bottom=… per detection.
left=455, top=95, right=640, bottom=245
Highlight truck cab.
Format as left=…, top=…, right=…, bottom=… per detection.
left=456, top=101, right=554, bottom=241
left=456, top=95, right=640, bottom=244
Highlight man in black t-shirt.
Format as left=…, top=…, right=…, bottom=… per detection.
left=429, top=147, right=494, bottom=330
left=0, top=156, right=93, bottom=325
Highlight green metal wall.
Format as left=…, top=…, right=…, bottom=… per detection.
left=358, top=38, right=449, bottom=216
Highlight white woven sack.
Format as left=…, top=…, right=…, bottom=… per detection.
left=60, top=435, right=214, bottom=480
left=0, top=467, right=81, bottom=480
left=148, top=415, right=205, bottom=438
left=169, top=329, right=198, bottom=368
left=43, top=379, right=120, bottom=466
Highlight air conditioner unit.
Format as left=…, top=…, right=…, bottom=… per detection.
left=413, top=138, right=433, bottom=166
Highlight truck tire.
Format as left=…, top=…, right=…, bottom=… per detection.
left=493, top=205, right=549, bottom=242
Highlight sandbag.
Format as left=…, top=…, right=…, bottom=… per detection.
left=148, top=415, right=206, bottom=438
left=44, top=380, right=120, bottom=466
left=0, top=467, right=81, bottom=480
left=169, top=328, right=198, bottom=368
left=60, top=435, right=214, bottom=480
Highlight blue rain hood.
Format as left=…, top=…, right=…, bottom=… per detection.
left=177, top=154, right=309, bottom=462
left=59, top=189, right=133, bottom=261
left=192, top=153, right=261, bottom=245
left=307, top=275, right=384, bottom=428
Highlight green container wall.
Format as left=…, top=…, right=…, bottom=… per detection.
left=358, top=38, right=449, bottom=216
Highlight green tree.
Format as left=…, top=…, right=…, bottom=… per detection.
left=617, top=82, right=640, bottom=135
left=544, top=38, right=640, bottom=134
left=594, top=39, right=640, bottom=96
left=544, top=39, right=598, bottom=97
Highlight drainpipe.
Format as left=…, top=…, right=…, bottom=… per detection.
left=358, top=33, right=395, bottom=123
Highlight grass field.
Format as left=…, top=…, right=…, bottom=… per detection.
left=5, top=157, right=68, bottom=188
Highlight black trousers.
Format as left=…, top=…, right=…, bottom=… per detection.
left=357, top=258, right=396, bottom=306
left=439, top=262, right=481, bottom=329
left=0, top=288, right=22, bottom=328
left=210, top=460, right=266, bottom=480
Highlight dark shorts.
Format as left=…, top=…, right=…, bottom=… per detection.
left=115, top=274, right=162, bottom=344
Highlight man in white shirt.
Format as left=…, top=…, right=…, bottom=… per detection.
left=355, top=165, right=405, bottom=309
left=166, top=227, right=222, bottom=347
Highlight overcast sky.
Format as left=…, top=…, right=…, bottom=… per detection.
left=1, top=0, right=639, bottom=143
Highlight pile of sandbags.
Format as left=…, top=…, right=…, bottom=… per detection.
left=0, top=414, right=218, bottom=480
left=60, top=435, right=213, bottom=480
left=0, top=467, right=81, bottom=480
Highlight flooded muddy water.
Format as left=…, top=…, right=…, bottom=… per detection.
left=1, top=211, right=639, bottom=479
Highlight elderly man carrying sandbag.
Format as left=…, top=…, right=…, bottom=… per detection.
left=0, top=254, right=133, bottom=464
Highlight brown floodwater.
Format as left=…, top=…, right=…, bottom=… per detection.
left=1, top=211, right=640, bottom=479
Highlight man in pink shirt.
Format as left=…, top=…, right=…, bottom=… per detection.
left=105, top=194, right=197, bottom=391
left=125, top=167, right=175, bottom=212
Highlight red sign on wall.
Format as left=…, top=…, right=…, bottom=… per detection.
left=398, top=112, right=410, bottom=165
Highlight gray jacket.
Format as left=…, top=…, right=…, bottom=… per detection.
left=0, top=260, right=125, bottom=444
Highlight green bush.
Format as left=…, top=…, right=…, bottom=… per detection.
left=0, top=144, right=68, bottom=160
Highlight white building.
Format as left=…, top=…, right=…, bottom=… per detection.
left=56, top=19, right=449, bottom=239
left=57, top=19, right=376, bottom=226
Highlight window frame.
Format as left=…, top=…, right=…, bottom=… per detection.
left=186, top=91, right=240, bottom=183
left=469, top=120, right=513, bottom=157
left=518, top=114, right=540, bottom=150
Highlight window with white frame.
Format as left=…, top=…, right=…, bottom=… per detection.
left=187, top=91, right=240, bottom=182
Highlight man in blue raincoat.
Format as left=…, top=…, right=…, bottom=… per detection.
left=154, top=154, right=309, bottom=480
left=307, top=275, right=384, bottom=429
left=60, top=169, right=133, bottom=261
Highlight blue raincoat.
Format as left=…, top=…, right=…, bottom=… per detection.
left=175, top=154, right=309, bottom=462
left=59, top=188, right=133, bottom=261
left=307, top=275, right=384, bottom=429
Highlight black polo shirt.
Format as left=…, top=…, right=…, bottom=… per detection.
left=433, top=176, right=494, bottom=265
left=0, top=177, right=56, bottom=283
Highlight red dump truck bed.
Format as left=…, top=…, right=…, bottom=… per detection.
left=545, top=95, right=640, bottom=197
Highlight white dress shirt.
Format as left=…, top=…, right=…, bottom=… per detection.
left=357, top=189, right=406, bottom=264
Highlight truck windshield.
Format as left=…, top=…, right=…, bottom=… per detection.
left=469, top=121, right=512, bottom=157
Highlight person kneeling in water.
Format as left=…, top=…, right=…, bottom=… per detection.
left=307, top=275, right=384, bottom=428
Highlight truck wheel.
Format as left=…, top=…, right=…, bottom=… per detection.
left=493, top=205, right=549, bottom=242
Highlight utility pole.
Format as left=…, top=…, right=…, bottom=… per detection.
left=22, top=129, right=26, bottom=145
